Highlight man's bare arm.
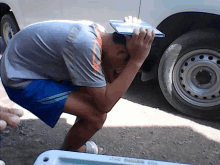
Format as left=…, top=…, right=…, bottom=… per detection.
left=86, top=28, right=155, bottom=113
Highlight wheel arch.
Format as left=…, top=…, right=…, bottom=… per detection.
left=157, top=12, right=220, bottom=58
left=0, top=2, right=21, bottom=36
left=0, top=3, right=10, bottom=36
left=141, top=12, right=220, bottom=80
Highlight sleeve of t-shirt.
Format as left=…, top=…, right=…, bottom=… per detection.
left=62, top=25, right=107, bottom=87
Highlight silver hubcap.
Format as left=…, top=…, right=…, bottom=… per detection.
left=3, top=22, right=14, bottom=44
left=173, top=49, right=220, bottom=107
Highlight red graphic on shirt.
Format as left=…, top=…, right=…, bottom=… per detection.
left=93, top=53, right=100, bottom=72
left=92, top=25, right=102, bottom=75
left=94, top=26, right=102, bottom=48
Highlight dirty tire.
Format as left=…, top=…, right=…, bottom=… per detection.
left=158, top=29, right=220, bottom=120
left=1, top=12, right=19, bottom=45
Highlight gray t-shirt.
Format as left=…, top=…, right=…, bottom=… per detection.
left=1, top=20, right=107, bottom=89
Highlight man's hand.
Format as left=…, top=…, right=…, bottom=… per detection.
left=124, top=16, right=155, bottom=63
left=126, top=27, right=155, bottom=64
left=0, top=107, right=24, bottom=131
left=124, top=16, right=142, bottom=24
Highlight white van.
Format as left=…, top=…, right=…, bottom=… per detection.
left=1, top=0, right=220, bottom=120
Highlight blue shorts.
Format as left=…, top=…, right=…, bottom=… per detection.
left=3, top=80, right=80, bottom=128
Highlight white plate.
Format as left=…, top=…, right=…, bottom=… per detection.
left=109, top=20, right=165, bottom=37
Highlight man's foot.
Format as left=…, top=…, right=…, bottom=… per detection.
left=0, top=160, right=5, bottom=165
left=0, top=107, right=24, bottom=131
left=61, top=141, right=105, bottom=154
left=77, top=144, right=104, bottom=154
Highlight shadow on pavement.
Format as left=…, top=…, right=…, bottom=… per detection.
left=0, top=117, right=220, bottom=165
left=123, top=73, right=220, bottom=131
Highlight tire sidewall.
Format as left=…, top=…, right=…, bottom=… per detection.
left=158, top=29, right=220, bottom=120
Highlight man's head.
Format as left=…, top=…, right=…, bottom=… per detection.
left=101, top=32, right=130, bottom=82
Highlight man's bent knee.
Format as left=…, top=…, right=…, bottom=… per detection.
left=89, top=113, right=107, bottom=130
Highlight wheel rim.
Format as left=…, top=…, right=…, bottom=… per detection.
left=3, top=22, right=14, bottom=44
left=173, top=49, right=220, bottom=107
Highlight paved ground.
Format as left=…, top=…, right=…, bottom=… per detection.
left=1, top=37, right=220, bottom=165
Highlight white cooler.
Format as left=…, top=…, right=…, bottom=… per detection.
left=33, top=150, right=193, bottom=165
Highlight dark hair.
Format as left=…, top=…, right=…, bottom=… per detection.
left=112, top=32, right=126, bottom=46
